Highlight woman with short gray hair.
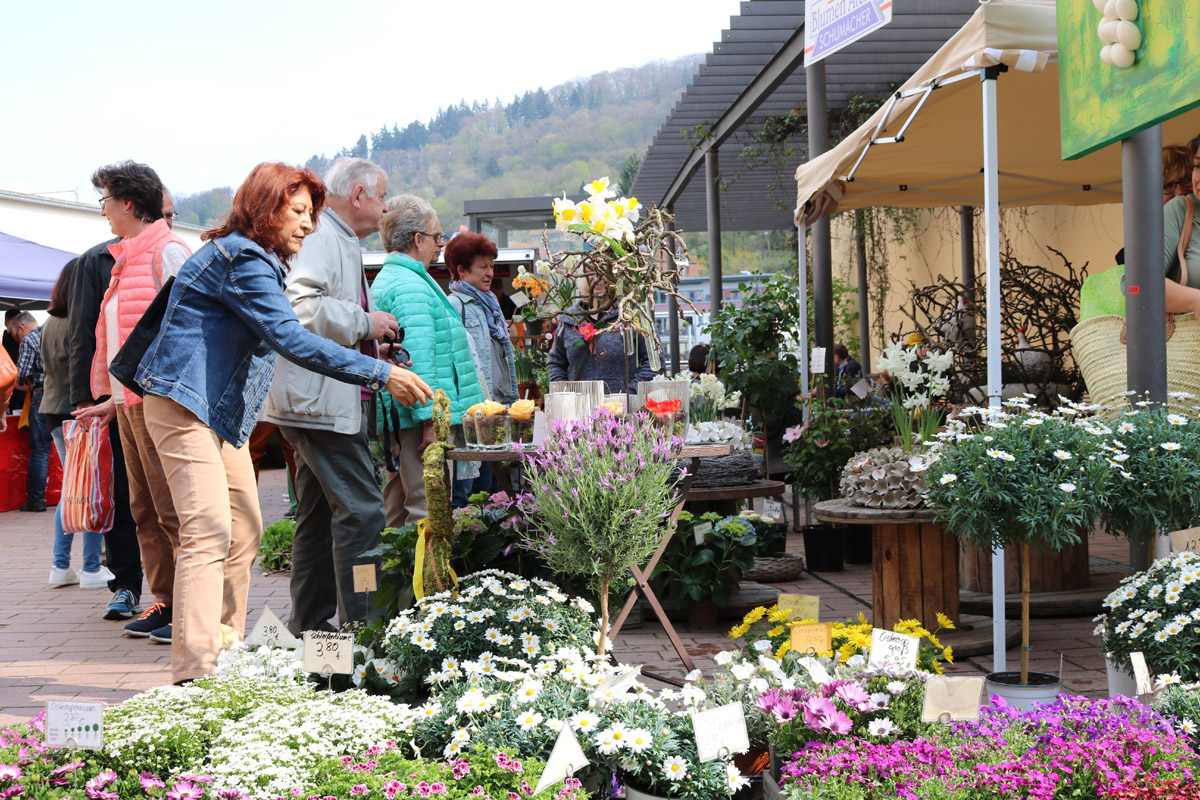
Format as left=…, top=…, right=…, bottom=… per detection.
left=371, top=196, right=485, bottom=527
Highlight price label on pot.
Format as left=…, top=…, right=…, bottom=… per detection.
left=1130, top=652, right=1153, bottom=695
left=691, top=702, right=750, bottom=762
left=692, top=521, right=713, bottom=545
left=868, top=629, right=921, bottom=670
left=810, top=347, right=827, bottom=373
left=303, top=631, right=354, bottom=675
left=790, top=622, right=832, bottom=654
left=533, top=725, right=589, bottom=795
left=1170, top=526, right=1200, bottom=555
left=762, top=499, right=783, bottom=520
left=247, top=605, right=299, bottom=649
left=45, top=700, right=104, bottom=750
left=510, top=291, right=530, bottom=308
left=352, top=564, right=377, bottom=593
left=778, top=593, right=820, bottom=622
left=921, top=676, right=984, bottom=722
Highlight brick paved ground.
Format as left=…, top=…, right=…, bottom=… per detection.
left=0, top=469, right=1128, bottom=726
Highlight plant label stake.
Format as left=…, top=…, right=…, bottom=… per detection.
left=692, top=521, right=713, bottom=545
left=303, top=630, right=354, bottom=686
left=868, top=629, right=921, bottom=670
left=790, top=622, right=832, bottom=655
left=45, top=700, right=104, bottom=750
left=811, top=347, right=827, bottom=374
left=1130, top=652, right=1153, bottom=696
left=247, top=605, right=299, bottom=650
left=850, top=378, right=871, bottom=398
left=353, top=564, right=377, bottom=613
left=590, top=667, right=642, bottom=702
left=778, top=593, right=821, bottom=622
left=920, top=677, right=984, bottom=722
left=691, top=702, right=750, bottom=762
left=762, top=498, right=783, bottom=521
left=1170, top=526, right=1200, bottom=554
left=533, top=726, right=589, bottom=795
left=510, top=290, right=530, bottom=308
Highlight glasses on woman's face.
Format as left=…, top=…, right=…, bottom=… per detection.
left=98, top=195, right=114, bottom=208
left=1164, top=178, right=1193, bottom=197
left=418, top=231, right=444, bottom=245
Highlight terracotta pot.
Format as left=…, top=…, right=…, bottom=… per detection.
left=517, top=382, right=543, bottom=403
left=687, top=598, right=720, bottom=628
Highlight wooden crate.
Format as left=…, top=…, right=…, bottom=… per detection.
left=872, top=520, right=960, bottom=630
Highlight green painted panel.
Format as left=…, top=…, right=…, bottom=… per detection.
left=1058, top=0, right=1200, bottom=160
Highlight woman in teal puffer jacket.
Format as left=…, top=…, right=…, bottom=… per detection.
left=372, top=194, right=485, bottom=527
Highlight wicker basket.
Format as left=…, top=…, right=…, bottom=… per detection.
left=744, top=553, right=806, bottom=583
left=1070, top=313, right=1200, bottom=408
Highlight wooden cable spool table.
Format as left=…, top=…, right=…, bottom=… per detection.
left=812, top=499, right=960, bottom=629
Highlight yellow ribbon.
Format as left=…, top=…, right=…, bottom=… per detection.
left=412, top=518, right=457, bottom=601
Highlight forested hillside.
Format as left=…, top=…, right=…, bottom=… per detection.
left=175, top=56, right=702, bottom=230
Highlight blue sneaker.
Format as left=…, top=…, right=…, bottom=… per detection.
left=104, top=589, right=141, bottom=620
left=149, top=623, right=172, bottom=644
left=124, top=603, right=170, bottom=638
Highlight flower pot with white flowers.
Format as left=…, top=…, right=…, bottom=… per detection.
left=925, top=398, right=1110, bottom=708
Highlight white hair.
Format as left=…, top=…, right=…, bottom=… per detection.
left=324, top=157, right=383, bottom=199
left=380, top=195, right=437, bottom=253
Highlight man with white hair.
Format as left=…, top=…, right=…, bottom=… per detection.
left=262, top=157, right=398, bottom=635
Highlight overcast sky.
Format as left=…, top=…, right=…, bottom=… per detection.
left=0, top=0, right=742, bottom=200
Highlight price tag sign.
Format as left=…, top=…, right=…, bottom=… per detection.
left=850, top=378, right=871, bottom=399
left=591, top=668, right=641, bottom=701
left=777, top=593, right=820, bottom=622
left=353, top=564, right=378, bottom=593
left=691, top=702, right=750, bottom=763
left=1130, top=652, right=1153, bottom=695
left=532, top=410, right=547, bottom=447
left=247, top=605, right=300, bottom=649
left=510, top=291, right=531, bottom=308
left=1170, top=527, right=1200, bottom=554
left=790, top=622, right=832, bottom=654
left=921, top=676, right=984, bottom=722
left=533, top=725, right=589, bottom=795
left=692, top=521, right=714, bottom=545
left=868, top=629, right=921, bottom=670
left=810, top=347, right=827, bottom=374
left=761, top=499, right=783, bottom=520
left=302, top=631, right=355, bottom=675
left=45, top=701, right=104, bottom=750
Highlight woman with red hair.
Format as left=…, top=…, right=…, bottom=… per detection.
left=132, top=163, right=432, bottom=684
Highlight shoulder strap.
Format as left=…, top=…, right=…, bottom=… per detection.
left=1179, top=196, right=1194, bottom=289
left=450, top=294, right=467, bottom=325
left=151, top=244, right=164, bottom=291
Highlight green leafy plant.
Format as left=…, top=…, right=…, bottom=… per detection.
left=655, top=512, right=757, bottom=608
left=257, top=519, right=295, bottom=573
left=783, top=394, right=892, bottom=502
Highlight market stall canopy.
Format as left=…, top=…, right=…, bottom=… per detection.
left=793, top=0, right=1200, bottom=224
left=0, top=230, right=76, bottom=308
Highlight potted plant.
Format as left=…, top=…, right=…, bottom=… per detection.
left=655, top=511, right=758, bottom=626
left=518, top=409, right=683, bottom=653
left=925, top=398, right=1111, bottom=707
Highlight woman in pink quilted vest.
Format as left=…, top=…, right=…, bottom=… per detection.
left=78, top=160, right=192, bottom=642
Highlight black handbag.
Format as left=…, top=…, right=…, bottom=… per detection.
left=109, top=276, right=174, bottom=398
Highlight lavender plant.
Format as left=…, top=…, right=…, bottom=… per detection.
left=519, top=410, right=683, bottom=654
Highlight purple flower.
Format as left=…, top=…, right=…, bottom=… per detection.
left=0, top=768, right=20, bottom=783
left=140, top=773, right=166, bottom=792
left=166, top=782, right=205, bottom=800
left=349, top=786, right=369, bottom=796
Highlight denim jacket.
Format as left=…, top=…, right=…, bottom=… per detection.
left=135, top=232, right=392, bottom=448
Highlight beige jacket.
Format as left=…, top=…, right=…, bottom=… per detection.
left=261, top=210, right=376, bottom=434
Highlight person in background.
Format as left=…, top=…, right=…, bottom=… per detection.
left=687, top=343, right=710, bottom=375
left=41, top=260, right=111, bottom=587
left=546, top=275, right=659, bottom=393
left=4, top=310, right=26, bottom=416
left=134, top=162, right=431, bottom=685
left=1115, top=145, right=1195, bottom=265
left=261, top=157, right=396, bottom=636
left=372, top=195, right=485, bottom=528
left=68, top=198, right=143, bottom=622
left=13, top=311, right=49, bottom=512
left=832, top=343, right=862, bottom=398
left=1162, top=139, right=1200, bottom=317
left=446, top=232, right=515, bottom=505
left=0, top=345, right=14, bottom=432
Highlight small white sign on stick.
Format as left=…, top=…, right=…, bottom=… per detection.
left=302, top=631, right=355, bottom=675
left=810, top=347, right=827, bottom=374
left=921, top=676, right=984, bottom=722
left=353, top=564, right=378, bottom=593
left=1170, top=527, right=1200, bottom=555
left=247, top=605, right=300, bottom=649
left=850, top=378, right=871, bottom=399
left=692, top=521, right=714, bottom=545
left=868, top=628, right=921, bottom=670
left=1130, top=651, right=1153, bottom=696
left=510, top=291, right=530, bottom=308
left=691, top=702, right=750, bottom=763
left=762, top=499, right=783, bottom=520
left=533, top=725, right=589, bottom=795
left=44, top=700, right=104, bottom=750
left=590, top=667, right=642, bottom=701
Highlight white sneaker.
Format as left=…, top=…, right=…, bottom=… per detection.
left=49, top=567, right=79, bottom=587
left=78, top=567, right=115, bottom=590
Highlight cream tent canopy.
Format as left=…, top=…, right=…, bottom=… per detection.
left=793, top=0, right=1200, bottom=225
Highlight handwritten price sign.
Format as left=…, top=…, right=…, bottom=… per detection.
left=868, top=628, right=920, bottom=670
left=247, top=605, right=299, bottom=649
left=691, top=702, right=750, bottom=762
left=302, top=631, right=354, bottom=675
left=1170, top=527, right=1200, bottom=555
left=790, top=622, right=832, bottom=654
left=777, top=593, right=820, bottom=622
left=45, top=701, right=104, bottom=750
left=921, top=676, right=984, bottom=722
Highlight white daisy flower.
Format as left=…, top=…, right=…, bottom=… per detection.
left=570, top=711, right=600, bottom=732
left=1161, top=442, right=1183, bottom=451
left=515, top=711, right=544, bottom=731
left=662, top=756, right=688, bottom=781
left=939, top=474, right=958, bottom=485
left=868, top=718, right=897, bottom=737
left=1059, top=483, right=1076, bottom=493
left=1053, top=450, right=1072, bottom=460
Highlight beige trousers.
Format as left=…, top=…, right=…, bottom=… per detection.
left=116, top=402, right=179, bottom=607
left=143, top=395, right=262, bottom=683
left=382, top=425, right=427, bottom=529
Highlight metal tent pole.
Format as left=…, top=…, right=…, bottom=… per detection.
left=807, top=60, right=834, bottom=382
left=981, top=66, right=1007, bottom=672
left=855, top=210, right=872, bottom=372
left=705, top=150, right=723, bottom=319
left=665, top=209, right=681, bottom=375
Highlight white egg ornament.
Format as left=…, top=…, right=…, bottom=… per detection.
left=1117, top=20, right=1142, bottom=51
left=1104, top=0, right=1119, bottom=17
left=1115, top=0, right=1139, bottom=21
left=1093, top=0, right=1108, bottom=10
left=1100, top=44, right=1114, bottom=65
left=1110, top=42, right=1136, bottom=68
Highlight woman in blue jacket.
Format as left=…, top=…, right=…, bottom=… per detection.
left=134, top=163, right=432, bottom=685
